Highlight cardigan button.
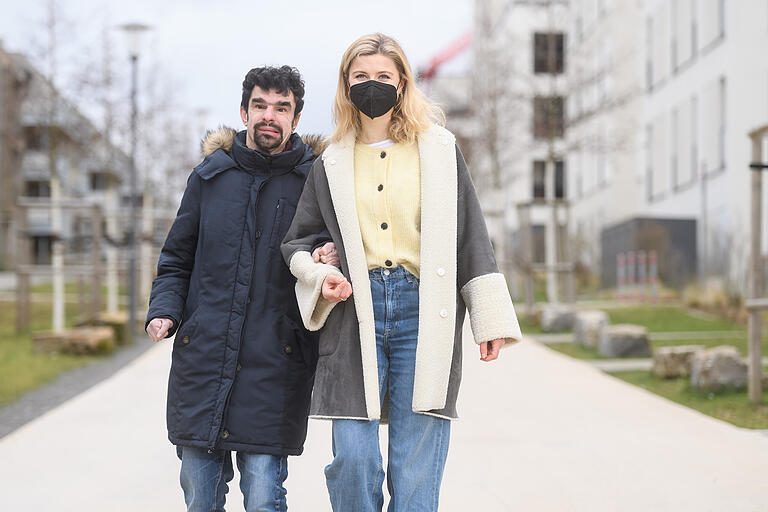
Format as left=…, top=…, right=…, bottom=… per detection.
left=385, top=259, right=393, bottom=267
left=284, top=345, right=293, bottom=355
left=221, top=429, right=230, bottom=439
left=181, top=335, right=190, bottom=344
left=436, top=267, right=446, bottom=277
left=380, top=151, right=386, bottom=159
left=439, top=309, right=448, bottom=318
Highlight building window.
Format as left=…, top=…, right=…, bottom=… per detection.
left=671, top=108, right=679, bottom=189
left=646, top=17, right=653, bottom=90
left=719, top=77, right=726, bottom=168
left=691, top=0, right=698, bottom=55
left=25, top=180, right=51, bottom=197
left=671, top=0, right=678, bottom=71
left=24, top=126, right=44, bottom=151
left=533, top=96, right=565, bottom=139
left=532, top=224, right=545, bottom=264
left=533, top=32, right=565, bottom=74
left=645, top=124, right=653, bottom=201
left=32, top=235, right=53, bottom=265
left=90, top=171, right=109, bottom=191
left=555, top=160, right=565, bottom=198
left=532, top=160, right=565, bottom=199
left=533, top=161, right=546, bottom=199
left=719, top=0, right=725, bottom=37
left=691, top=95, right=698, bottom=180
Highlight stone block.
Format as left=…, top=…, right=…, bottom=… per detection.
left=541, top=304, right=575, bottom=332
left=75, top=311, right=131, bottom=345
left=572, top=310, right=609, bottom=349
left=652, top=345, right=705, bottom=378
left=598, top=324, right=651, bottom=358
left=33, top=326, right=115, bottom=355
left=690, top=346, right=748, bottom=392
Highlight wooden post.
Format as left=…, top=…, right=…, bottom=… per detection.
left=15, top=205, right=30, bottom=333
left=748, top=129, right=765, bottom=405
left=91, top=205, right=103, bottom=318
left=519, top=205, right=535, bottom=314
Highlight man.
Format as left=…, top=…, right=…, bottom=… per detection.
left=145, top=65, right=337, bottom=511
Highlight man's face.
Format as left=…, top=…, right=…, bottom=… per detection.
left=239, top=85, right=300, bottom=154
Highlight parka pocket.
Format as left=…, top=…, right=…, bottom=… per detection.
left=269, top=198, right=297, bottom=250
left=281, top=316, right=318, bottom=370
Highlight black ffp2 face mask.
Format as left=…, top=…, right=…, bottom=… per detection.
left=349, top=80, right=398, bottom=119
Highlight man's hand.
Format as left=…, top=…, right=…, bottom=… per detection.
left=147, top=318, right=174, bottom=342
left=479, top=338, right=505, bottom=362
left=313, top=242, right=340, bottom=267
left=322, top=274, right=352, bottom=303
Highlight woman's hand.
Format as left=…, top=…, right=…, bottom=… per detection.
left=322, top=274, right=352, bottom=303
left=313, top=242, right=340, bottom=267
left=479, top=338, right=505, bottom=362
left=147, top=318, right=174, bottom=342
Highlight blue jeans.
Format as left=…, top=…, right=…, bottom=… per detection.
left=324, top=266, right=451, bottom=512
left=176, top=445, right=288, bottom=512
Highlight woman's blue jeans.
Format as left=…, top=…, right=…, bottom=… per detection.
left=176, top=445, right=288, bottom=512
left=324, top=266, right=451, bottom=512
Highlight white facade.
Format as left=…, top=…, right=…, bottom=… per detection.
left=567, top=0, right=645, bottom=269
left=481, top=0, right=768, bottom=292
left=641, top=0, right=768, bottom=289
left=472, top=0, right=570, bottom=283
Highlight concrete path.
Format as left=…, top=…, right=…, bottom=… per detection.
left=1, top=330, right=768, bottom=511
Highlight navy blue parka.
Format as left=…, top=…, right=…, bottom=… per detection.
left=146, top=128, right=326, bottom=455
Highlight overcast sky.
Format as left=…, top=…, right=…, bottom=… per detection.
left=0, top=0, right=473, bottom=138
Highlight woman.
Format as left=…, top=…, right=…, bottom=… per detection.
left=281, top=33, right=522, bottom=511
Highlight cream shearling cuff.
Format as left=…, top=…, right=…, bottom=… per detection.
left=289, top=251, right=345, bottom=331
left=460, top=272, right=523, bottom=345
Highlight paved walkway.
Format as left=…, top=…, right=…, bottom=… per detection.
left=1, top=330, right=768, bottom=511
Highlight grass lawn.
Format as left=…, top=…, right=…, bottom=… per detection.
left=30, top=281, right=128, bottom=296
left=610, top=370, right=768, bottom=429
left=546, top=335, right=768, bottom=360
left=518, top=314, right=544, bottom=335
left=0, top=300, right=97, bottom=405
left=540, top=305, right=759, bottom=359
left=603, top=305, right=743, bottom=332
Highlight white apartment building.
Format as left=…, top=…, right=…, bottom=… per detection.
left=640, top=0, right=768, bottom=290
left=472, top=0, right=571, bottom=299
left=566, top=0, right=645, bottom=273
left=473, top=0, right=768, bottom=294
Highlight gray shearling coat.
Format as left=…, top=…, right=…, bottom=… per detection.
left=281, top=124, right=521, bottom=420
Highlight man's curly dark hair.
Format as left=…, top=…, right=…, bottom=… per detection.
left=241, top=65, right=305, bottom=118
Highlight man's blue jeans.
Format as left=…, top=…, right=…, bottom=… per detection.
left=324, top=266, right=451, bottom=512
left=176, top=445, right=288, bottom=512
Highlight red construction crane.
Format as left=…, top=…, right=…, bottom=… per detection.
left=418, top=32, right=473, bottom=83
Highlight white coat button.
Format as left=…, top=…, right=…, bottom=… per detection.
left=439, top=309, right=448, bottom=318
left=436, top=267, right=446, bottom=277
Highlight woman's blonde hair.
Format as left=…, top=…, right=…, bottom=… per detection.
left=330, top=33, right=444, bottom=144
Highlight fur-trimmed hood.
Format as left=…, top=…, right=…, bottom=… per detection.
left=200, top=126, right=328, bottom=158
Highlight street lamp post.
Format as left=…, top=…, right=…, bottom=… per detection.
left=119, top=22, right=150, bottom=344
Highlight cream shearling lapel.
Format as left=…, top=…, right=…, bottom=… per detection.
left=413, top=125, right=457, bottom=412
left=322, top=125, right=458, bottom=419
left=322, top=132, right=381, bottom=420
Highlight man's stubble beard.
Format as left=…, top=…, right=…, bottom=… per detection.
left=251, top=122, right=286, bottom=153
